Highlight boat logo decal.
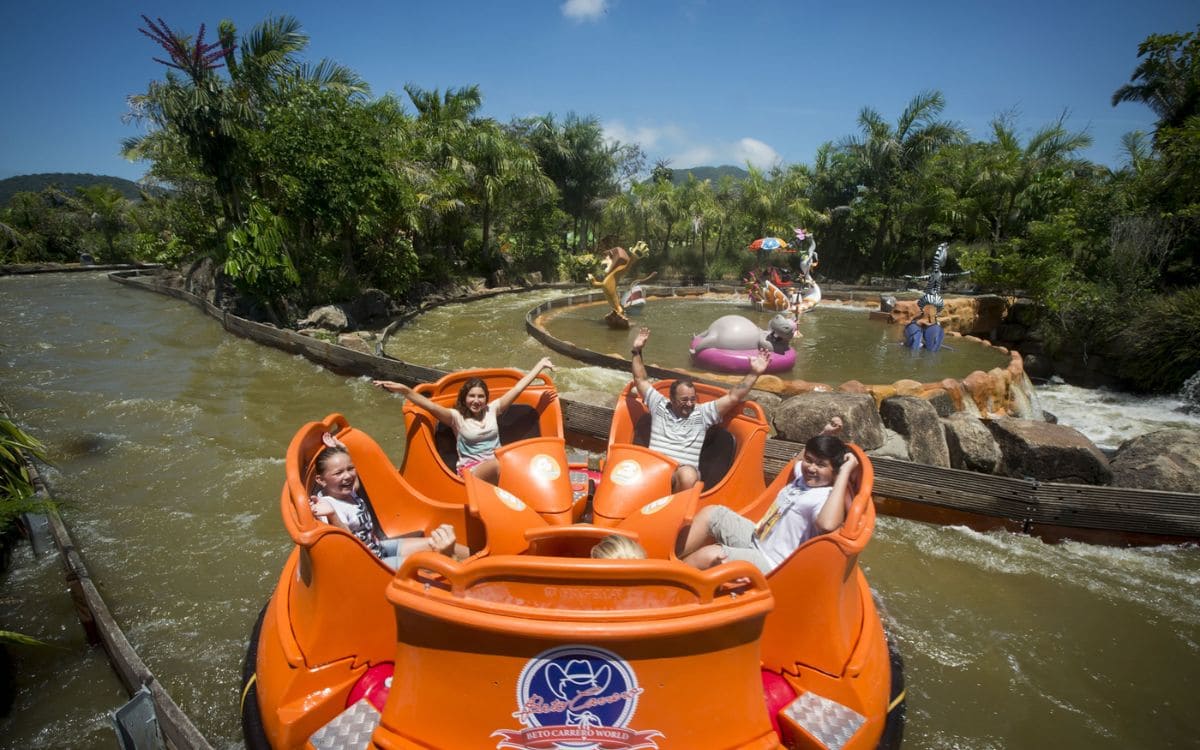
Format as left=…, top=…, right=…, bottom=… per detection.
left=609, top=460, right=642, bottom=486
left=494, top=487, right=527, bottom=511
left=530, top=453, right=562, bottom=481
left=639, top=496, right=672, bottom=515
left=494, top=645, right=663, bottom=750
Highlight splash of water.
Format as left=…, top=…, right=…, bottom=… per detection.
left=1035, top=378, right=1200, bottom=450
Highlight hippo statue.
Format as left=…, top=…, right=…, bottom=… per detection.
left=690, top=313, right=796, bottom=355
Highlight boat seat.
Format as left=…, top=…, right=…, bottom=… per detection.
left=631, top=413, right=735, bottom=488
left=608, top=484, right=700, bottom=559
left=434, top=403, right=541, bottom=472
left=465, top=470, right=547, bottom=556
left=591, top=443, right=678, bottom=525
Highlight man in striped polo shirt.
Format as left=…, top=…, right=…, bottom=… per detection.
left=630, top=326, right=771, bottom=492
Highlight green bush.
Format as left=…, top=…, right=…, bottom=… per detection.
left=0, top=416, right=52, bottom=535
left=1113, top=286, right=1200, bottom=392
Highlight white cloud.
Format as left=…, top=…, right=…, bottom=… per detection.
left=670, top=146, right=717, bottom=167
left=732, top=138, right=780, bottom=170
left=562, top=0, right=608, bottom=23
left=601, top=121, right=685, bottom=150
left=602, top=119, right=782, bottom=174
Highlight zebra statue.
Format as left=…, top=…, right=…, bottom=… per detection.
left=917, top=242, right=949, bottom=322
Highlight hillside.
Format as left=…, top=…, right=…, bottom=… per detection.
left=670, top=165, right=750, bottom=185
left=0, top=173, right=148, bottom=206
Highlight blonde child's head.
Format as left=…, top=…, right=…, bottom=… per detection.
left=590, top=534, right=647, bottom=560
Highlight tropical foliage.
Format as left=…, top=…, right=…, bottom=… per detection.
left=0, top=414, right=51, bottom=543
left=3, top=17, right=1198, bottom=391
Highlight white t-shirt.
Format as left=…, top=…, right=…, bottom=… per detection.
left=751, top=473, right=834, bottom=569
left=318, top=491, right=384, bottom=558
left=644, top=387, right=721, bottom=468
left=449, top=401, right=501, bottom=470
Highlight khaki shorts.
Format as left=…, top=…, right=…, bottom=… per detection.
left=708, top=506, right=771, bottom=573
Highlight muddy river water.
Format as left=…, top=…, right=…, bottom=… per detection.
left=1, top=273, right=1197, bottom=749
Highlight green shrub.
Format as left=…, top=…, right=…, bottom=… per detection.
left=1113, top=286, right=1200, bottom=392
left=0, top=416, right=52, bottom=534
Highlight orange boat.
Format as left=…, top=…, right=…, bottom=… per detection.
left=242, top=372, right=904, bottom=750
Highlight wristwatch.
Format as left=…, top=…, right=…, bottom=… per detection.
left=631, top=349, right=642, bottom=357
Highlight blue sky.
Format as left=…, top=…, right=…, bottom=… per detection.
left=1, top=1, right=1195, bottom=183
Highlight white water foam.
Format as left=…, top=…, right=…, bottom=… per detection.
left=1034, top=379, right=1200, bottom=450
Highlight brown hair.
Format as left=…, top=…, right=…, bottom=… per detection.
left=455, top=377, right=490, bottom=419
left=314, top=444, right=350, bottom=474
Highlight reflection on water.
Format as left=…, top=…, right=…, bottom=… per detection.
left=1, top=277, right=1198, bottom=749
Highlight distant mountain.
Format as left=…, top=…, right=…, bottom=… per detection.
left=669, top=165, right=750, bottom=185
left=0, top=173, right=151, bottom=206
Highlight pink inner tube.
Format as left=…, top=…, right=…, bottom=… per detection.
left=689, top=336, right=796, bottom=373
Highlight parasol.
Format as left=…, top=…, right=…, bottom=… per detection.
left=748, top=237, right=793, bottom=252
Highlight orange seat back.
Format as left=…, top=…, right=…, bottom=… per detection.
left=608, top=380, right=768, bottom=509
left=397, top=368, right=562, bottom=504
left=465, top=470, right=549, bottom=556
left=493, top=436, right=575, bottom=525
left=376, top=554, right=778, bottom=749
left=276, top=415, right=398, bottom=673
left=591, top=443, right=678, bottom=524
left=609, top=484, right=700, bottom=560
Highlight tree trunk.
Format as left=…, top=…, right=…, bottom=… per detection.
left=870, top=205, right=892, bottom=271
left=481, top=197, right=492, bottom=266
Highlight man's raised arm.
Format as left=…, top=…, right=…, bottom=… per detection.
left=629, top=326, right=654, bottom=398
left=713, top=348, right=771, bottom=418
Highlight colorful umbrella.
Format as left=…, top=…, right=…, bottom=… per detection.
left=748, top=237, right=792, bottom=252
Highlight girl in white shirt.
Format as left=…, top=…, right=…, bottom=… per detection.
left=308, top=443, right=465, bottom=567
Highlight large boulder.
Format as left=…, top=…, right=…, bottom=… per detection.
left=879, top=396, right=950, bottom=467
left=942, top=413, right=1002, bottom=473
left=774, top=392, right=884, bottom=450
left=347, top=289, right=393, bottom=326
left=986, top=418, right=1112, bottom=484
left=746, top=390, right=782, bottom=430
left=336, top=332, right=374, bottom=355
left=1109, top=429, right=1200, bottom=493
left=298, top=305, right=352, bottom=332
left=868, top=427, right=910, bottom=460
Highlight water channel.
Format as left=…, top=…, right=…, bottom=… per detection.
left=530, top=297, right=1010, bottom=384
left=1, top=273, right=1198, bottom=749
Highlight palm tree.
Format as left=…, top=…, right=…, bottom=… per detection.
left=465, top=120, right=553, bottom=267
left=842, top=90, right=963, bottom=273
left=522, top=113, right=637, bottom=251
left=967, top=115, right=1092, bottom=243
left=125, top=15, right=367, bottom=229
left=402, top=85, right=485, bottom=262
left=77, top=185, right=131, bottom=259
left=1111, top=26, right=1200, bottom=132
left=711, top=174, right=738, bottom=261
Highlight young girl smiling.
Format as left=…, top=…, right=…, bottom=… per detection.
left=308, top=442, right=465, bottom=567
